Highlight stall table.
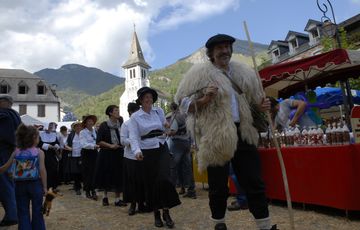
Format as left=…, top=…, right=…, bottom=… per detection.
left=258, top=144, right=360, bottom=211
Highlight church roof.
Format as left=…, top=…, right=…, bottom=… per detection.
left=122, top=31, right=151, bottom=69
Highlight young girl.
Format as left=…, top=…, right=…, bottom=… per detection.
left=0, top=124, right=47, bottom=230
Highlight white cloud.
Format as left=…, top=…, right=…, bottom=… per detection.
left=0, top=0, right=238, bottom=75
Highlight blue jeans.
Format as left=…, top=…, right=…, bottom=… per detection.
left=0, top=149, right=18, bottom=221
left=15, top=180, right=45, bottom=230
left=169, top=138, right=195, bottom=191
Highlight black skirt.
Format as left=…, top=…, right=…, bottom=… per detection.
left=142, top=143, right=181, bottom=210
left=68, top=157, right=82, bottom=174
left=93, top=148, right=124, bottom=191
left=122, top=158, right=146, bottom=203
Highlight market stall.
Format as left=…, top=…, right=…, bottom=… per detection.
left=259, top=144, right=360, bottom=211
left=256, top=48, right=360, bottom=211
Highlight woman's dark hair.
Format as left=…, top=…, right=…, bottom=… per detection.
left=16, top=124, right=39, bottom=149
left=60, top=126, right=67, bottom=132
left=127, top=102, right=140, bottom=115
left=105, top=105, right=119, bottom=117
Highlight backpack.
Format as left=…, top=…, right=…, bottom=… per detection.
left=12, top=148, right=40, bottom=181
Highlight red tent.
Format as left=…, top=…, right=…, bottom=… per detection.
left=259, top=49, right=360, bottom=98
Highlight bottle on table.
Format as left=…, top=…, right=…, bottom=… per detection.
left=325, top=124, right=332, bottom=145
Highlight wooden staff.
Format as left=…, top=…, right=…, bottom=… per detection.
left=243, top=21, right=295, bottom=230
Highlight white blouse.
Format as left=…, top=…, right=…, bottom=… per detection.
left=71, top=133, right=82, bottom=157
left=129, top=107, right=166, bottom=155
left=120, top=120, right=136, bottom=160
left=79, top=128, right=97, bottom=150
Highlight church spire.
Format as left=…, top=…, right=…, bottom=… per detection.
left=122, top=28, right=151, bottom=69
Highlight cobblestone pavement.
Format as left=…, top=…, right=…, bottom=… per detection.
left=1, top=184, right=360, bottom=230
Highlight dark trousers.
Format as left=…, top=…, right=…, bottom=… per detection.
left=81, top=149, right=97, bottom=192
left=0, top=148, right=18, bottom=221
left=207, top=134, right=269, bottom=220
left=15, top=180, right=45, bottom=230
left=73, top=173, right=82, bottom=191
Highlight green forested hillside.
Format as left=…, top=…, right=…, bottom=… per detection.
left=72, top=84, right=125, bottom=123
left=57, top=89, right=90, bottom=111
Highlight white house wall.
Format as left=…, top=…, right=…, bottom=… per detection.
left=12, top=102, right=60, bottom=122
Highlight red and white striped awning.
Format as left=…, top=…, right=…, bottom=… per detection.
left=259, top=49, right=360, bottom=98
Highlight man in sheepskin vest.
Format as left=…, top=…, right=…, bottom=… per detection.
left=175, top=34, right=277, bottom=230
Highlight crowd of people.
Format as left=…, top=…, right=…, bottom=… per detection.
left=0, top=34, right=286, bottom=230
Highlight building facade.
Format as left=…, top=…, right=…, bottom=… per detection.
left=0, top=69, right=60, bottom=122
left=119, top=30, right=151, bottom=120
left=268, top=14, right=360, bottom=64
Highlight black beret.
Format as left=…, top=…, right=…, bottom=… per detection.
left=136, top=87, right=158, bottom=105
left=205, top=34, right=236, bottom=49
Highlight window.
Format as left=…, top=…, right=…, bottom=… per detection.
left=19, top=104, right=27, bottom=115
left=272, top=49, right=280, bottom=57
left=142, top=69, right=146, bottom=79
left=311, top=29, right=319, bottom=38
left=0, top=82, right=10, bottom=94
left=130, top=69, right=133, bottom=79
left=18, top=82, right=28, bottom=94
left=290, top=39, right=298, bottom=49
left=37, top=83, right=46, bottom=95
left=38, top=105, right=45, bottom=117
left=132, top=69, right=136, bottom=78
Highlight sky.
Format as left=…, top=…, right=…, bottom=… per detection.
left=0, top=0, right=359, bottom=77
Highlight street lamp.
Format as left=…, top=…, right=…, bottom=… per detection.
left=321, top=20, right=337, bottom=38
left=316, top=0, right=354, bottom=122
left=316, top=0, right=341, bottom=48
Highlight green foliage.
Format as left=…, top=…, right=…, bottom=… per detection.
left=348, top=31, right=360, bottom=49
left=57, top=89, right=90, bottom=111
left=149, top=61, right=193, bottom=101
left=338, top=27, right=348, bottom=49
left=72, top=85, right=125, bottom=123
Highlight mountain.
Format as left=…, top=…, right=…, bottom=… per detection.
left=34, top=64, right=124, bottom=95
left=180, top=39, right=268, bottom=64
left=67, top=39, right=269, bottom=121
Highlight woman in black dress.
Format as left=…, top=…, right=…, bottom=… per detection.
left=39, top=122, right=61, bottom=190
left=66, top=122, right=83, bottom=195
left=94, top=105, right=126, bottom=207
left=79, top=115, right=99, bottom=200
left=129, top=87, right=180, bottom=228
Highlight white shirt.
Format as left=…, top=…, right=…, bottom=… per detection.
left=71, top=133, right=82, bottom=157
left=129, top=107, right=166, bottom=154
left=58, top=133, right=68, bottom=149
left=79, top=128, right=97, bottom=150
left=39, top=131, right=59, bottom=151
left=120, top=120, right=136, bottom=160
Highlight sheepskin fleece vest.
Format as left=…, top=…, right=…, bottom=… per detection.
left=175, top=61, right=263, bottom=171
